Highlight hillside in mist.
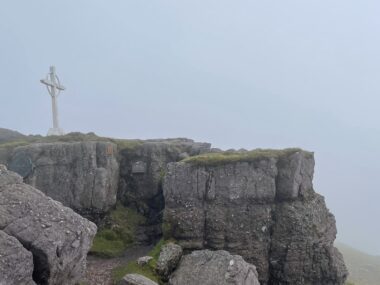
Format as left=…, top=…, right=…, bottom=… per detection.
left=336, top=242, right=380, bottom=285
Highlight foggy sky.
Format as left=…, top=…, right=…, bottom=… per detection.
left=0, top=1, right=379, bottom=254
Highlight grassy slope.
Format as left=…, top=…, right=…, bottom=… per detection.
left=90, top=204, right=146, bottom=258
left=336, top=242, right=380, bottom=285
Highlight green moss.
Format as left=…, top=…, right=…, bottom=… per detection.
left=149, top=238, right=166, bottom=260
left=162, top=221, right=173, bottom=240
left=111, top=238, right=174, bottom=285
left=182, top=148, right=311, bottom=166
left=90, top=204, right=146, bottom=258
left=90, top=237, right=125, bottom=258
left=111, top=261, right=160, bottom=285
left=112, top=139, right=143, bottom=151
left=0, top=132, right=144, bottom=154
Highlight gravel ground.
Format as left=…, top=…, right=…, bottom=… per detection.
left=84, top=245, right=153, bottom=285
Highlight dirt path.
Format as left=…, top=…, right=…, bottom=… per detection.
left=84, top=245, right=153, bottom=285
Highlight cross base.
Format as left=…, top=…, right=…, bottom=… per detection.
left=47, top=127, right=65, bottom=136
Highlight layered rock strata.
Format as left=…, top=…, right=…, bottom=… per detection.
left=0, top=165, right=97, bottom=285
left=163, top=149, right=347, bottom=284
left=8, top=141, right=119, bottom=221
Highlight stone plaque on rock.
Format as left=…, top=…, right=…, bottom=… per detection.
left=132, top=161, right=146, bottom=174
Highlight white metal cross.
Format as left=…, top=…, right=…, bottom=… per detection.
left=40, top=66, right=66, bottom=136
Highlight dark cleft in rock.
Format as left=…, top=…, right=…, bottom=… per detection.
left=118, top=138, right=210, bottom=243
left=0, top=165, right=97, bottom=285
left=163, top=149, right=348, bottom=285
left=8, top=141, right=119, bottom=222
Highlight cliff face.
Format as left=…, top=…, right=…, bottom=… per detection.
left=163, top=149, right=347, bottom=284
left=8, top=141, right=119, bottom=221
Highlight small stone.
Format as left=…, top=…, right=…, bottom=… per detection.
left=137, top=256, right=153, bottom=266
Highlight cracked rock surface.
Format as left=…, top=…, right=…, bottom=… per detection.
left=163, top=150, right=348, bottom=284
left=0, top=230, right=35, bottom=285
left=8, top=141, right=119, bottom=222
left=169, top=249, right=260, bottom=285
left=0, top=165, right=97, bottom=285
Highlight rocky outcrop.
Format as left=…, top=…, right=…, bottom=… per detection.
left=0, top=165, right=97, bottom=285
left=169, top=249, right=260, bottom=285
left=118, top=139, right=210, bottom=242
left=120, top=274, right=158, bottom=285
left=8, top=141, right=119, bottom=222
left=163, top=149, right=348, bottom=284
left=0, top=230, right=35, bottom=285
left=156, top=242, right=183, bottom=280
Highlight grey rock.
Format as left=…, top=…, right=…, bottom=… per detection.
left=169, top=250, right=260, bottom=285
left=0, top=165, right=97, bottom=285
left=156, top=242, right=183, bottom=280
left=0, top=230, right=35, bottom=285
left=137, top=256, right=153, bottom=266
left=120, top=274, right=158, bottom=285
left=163, top=149, right=348, bottom=284
left=118, top=139, right=211, bottom=243
left=8, top=141, right=119, bottom=221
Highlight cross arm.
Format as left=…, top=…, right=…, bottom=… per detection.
left=40, top=79, right=66, bottom=91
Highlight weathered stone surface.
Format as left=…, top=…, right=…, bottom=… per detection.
left=8, top=141, right=119, bottom=221
left=137, top=256, right=153, bottom=266
left=118, top=138, right=211, bottom=243
left=120, top=274, right=158, bottom=285
left=156, top=242, right=183, bottom=280
left=0, top=165, right=97, bottom=285
left=163, top=149, right=348, bottom=284
left=0, top=230, right=35, bottom=285
left=169, top=249, right=260, bottom=285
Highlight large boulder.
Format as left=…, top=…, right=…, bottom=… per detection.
left=118, top=139, right=210, bottom=243
left=169, top=249, right=260, bottom=285
left=8, top=141, right=119, bottom=222
left=156, top=242, right=183, bottom=280
left=0, top=165, right=97, bottom=285
left=163, top=149, right=348, bottom=284
left=0, top=230, right=35, bottom=285
left=120, top=274, right=158, bottom=285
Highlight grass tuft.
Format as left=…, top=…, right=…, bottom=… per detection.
left=90, top=204, right=146, bottom=258
left=182, top=148, right=311, bottom=166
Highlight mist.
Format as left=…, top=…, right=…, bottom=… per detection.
left=0, top=1, right=379, bottom=254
